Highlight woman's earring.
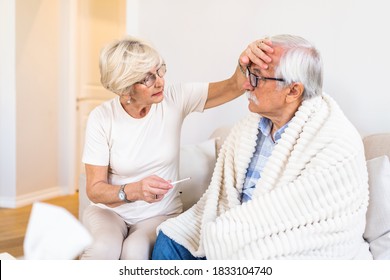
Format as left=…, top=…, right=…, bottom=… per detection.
left=126, top=96, right=131, bottom=104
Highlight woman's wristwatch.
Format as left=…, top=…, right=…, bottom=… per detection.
left=118, top=184, right=133, bottom=203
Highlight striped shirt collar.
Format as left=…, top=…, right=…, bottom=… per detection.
left=259, top=117, right=288, bottom=142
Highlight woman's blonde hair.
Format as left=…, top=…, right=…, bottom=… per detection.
left=99, top=36, right=164, bottom=96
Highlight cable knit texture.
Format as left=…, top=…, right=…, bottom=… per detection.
left=158, top=94, right=371, bottom=259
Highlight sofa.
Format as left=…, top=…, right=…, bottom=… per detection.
left=78, top=128, right=390, bottom=259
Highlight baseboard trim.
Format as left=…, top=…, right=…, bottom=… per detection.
left=0, top=186, right=63, bottom=208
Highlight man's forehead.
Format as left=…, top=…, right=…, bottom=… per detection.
left=270, top=45, right=284, bottom=64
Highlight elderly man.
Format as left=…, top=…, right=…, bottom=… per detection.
left=152, top=34, right=371, bottom=260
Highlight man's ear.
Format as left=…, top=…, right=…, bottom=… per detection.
left=286, top=83, right=304, bottom=103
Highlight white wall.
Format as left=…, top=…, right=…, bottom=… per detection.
left=15, top=0, right=62, bottom=199
left=0, top=0, right=17, bottom=202
left=0, top=0, right=65, bottom=208
left=129, top=0, right=390, bottom=145
left=1, top=0, right=126, bottom=208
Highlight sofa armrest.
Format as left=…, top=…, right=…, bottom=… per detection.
left=78, top=173, right=89, bottom=223
left=363, top=133, right=390, bottom=160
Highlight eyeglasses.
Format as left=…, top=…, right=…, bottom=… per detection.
left=138, top=64, right=167, bottom=87
left=246, top=66, right=285, bottom=88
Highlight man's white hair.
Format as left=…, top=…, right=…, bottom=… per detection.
left=271, top=34, right=323, bottom=99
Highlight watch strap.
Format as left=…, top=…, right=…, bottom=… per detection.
left=120, top=184, right=133, bottom=203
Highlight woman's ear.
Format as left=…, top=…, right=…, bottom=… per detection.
left=286, top=82, right=304, bottom=103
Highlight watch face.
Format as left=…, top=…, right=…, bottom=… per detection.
left=119, top=191, right=125, bottom=200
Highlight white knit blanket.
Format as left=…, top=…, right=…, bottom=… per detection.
left=159, top=94, right=371, bottom=259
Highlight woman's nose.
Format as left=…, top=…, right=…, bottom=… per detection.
left=154, top=75, right=164, bottom=87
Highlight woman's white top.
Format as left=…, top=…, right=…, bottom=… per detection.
left=82, top=83, right=208, bottom=224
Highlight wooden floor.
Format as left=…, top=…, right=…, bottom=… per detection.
left=0, top=193, right=79, bottom=258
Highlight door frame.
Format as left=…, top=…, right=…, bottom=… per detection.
left=61, top=0, right=128, bottom=194
left=59, top=0, right=78, bottom=194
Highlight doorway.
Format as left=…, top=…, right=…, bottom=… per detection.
left=73, top=0, right=126, bottom=190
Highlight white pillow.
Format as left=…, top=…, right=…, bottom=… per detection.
left=179, top=138, right=217, bottom=211
left=364, top=155, right=390, bottom=259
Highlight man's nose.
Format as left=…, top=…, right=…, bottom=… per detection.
left=242, top=78, right=254, bottom=91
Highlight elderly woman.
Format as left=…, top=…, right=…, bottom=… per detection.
left=152, top=34, right=371, bottom=260
left=80, top=36, right=270, bottom=259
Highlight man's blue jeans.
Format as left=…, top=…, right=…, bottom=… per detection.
left=152, top=231, right=206, bottom=260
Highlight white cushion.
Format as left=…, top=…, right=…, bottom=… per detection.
left=209, top=125, right=231, bottom=154
left=179, top=138, right=217, bottom=211
left=364, top=155, right=390, bottom=259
